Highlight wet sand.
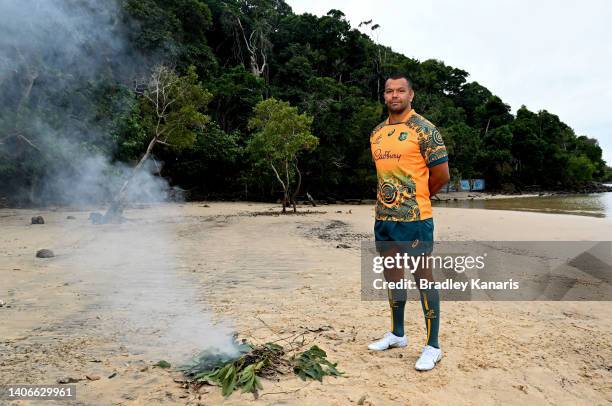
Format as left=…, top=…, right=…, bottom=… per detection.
left=1, top=202, right=611, bottom=405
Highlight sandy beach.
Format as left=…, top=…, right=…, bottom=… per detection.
left=1, top=202, right=611, bottom=405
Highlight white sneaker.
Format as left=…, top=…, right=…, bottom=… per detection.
left=368, top=332, right=407, bottom=351
left=415, top=345, right=442, bottom=371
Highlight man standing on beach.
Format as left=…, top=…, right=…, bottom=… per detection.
left=368, top=74, right=450, bottom=371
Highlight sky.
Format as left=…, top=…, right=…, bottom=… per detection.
left=285, top=0, right=612, bottom=166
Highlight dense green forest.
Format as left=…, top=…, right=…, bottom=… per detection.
left=1, top=0, right=610, bottom=206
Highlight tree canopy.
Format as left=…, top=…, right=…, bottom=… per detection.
left=0, top=0, right=609, bottom=206
left=247, top=97, right=317, bottom=211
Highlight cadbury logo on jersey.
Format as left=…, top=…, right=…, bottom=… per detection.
left=373, top=149, right=402, bottom=161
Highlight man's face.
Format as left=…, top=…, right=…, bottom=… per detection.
left=384, top=78, right=414, bottom=114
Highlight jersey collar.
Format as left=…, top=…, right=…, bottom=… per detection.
left=385, top=108, right=415, bottom=125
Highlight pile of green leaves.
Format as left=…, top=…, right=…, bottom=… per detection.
left=181, top=341, right=287, bottom=398
left=181, top=342, right=342, bottom=398
left=292, top=345, right=343, bottom=382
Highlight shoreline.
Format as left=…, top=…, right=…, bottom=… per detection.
left=2, top=182, right=612, bottom=226
left=0, top=190, right=610, bottom=215
left=433, top=191, right=545, bottom=201
left=2, top=182, right=611, bottom=210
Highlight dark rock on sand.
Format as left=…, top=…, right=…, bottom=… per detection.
left=31, top=216, right=45, bottom=224
left=36, top=249, right=55, bottom=258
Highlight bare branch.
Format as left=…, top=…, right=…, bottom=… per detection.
left=259, top=47, right=267, bottom=75
left=269, top=162, right=286, bottom=192
left=236, top=16, right=254, bottom=54
left=15, top=133, right=41, bottom=151
left=155, top=139, right=173, bottom=147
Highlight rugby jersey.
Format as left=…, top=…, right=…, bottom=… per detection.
left=370, top=109, right=448, bottom=222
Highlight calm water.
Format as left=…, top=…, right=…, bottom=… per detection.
left=433, top=186, right=612, bottom=218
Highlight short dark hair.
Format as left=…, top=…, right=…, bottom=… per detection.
left=385, top=74, right=413, bottom=89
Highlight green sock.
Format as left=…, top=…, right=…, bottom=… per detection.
left=387, top=288, right=406, bottom=337
left=419, top=288, right=440, bottom=348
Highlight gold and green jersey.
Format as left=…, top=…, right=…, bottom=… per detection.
left=370, top=109, right=448, bottom=222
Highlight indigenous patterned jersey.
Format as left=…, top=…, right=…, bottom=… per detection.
left=370, top=109, right=448, bottom=222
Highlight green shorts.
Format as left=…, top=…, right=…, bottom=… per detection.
left=374, top=218, right=434, bottom=255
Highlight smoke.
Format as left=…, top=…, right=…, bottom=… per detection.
left=0, top=0, right=162, bottom=206
left=0, top=0, right=129, bottom=80
left=61, top=206, right=240, bottom=361
left=36, top=131, right=182, bottom=208
left=1, top=1, right=239, bottom=361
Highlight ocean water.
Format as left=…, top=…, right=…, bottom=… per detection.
left=433, top=187, right=612, bottom=218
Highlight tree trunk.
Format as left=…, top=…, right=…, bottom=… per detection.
left=306, top=192, right=317, bottom=207
left=269, top=162, right=288, bottom=213
left=103, top=136, right=157, bottom=222
left=285, top=160, right=291, bottom=213
left=236, top=16, right=265, bottom=78
left=282, top=191, right=287, bottom=213
left=291, top=159, right=302, bottom=213
left=250, top=54, right=260, bottom=77
left=484, top=118, right=491, bottom=135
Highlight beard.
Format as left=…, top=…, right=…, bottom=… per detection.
left=386, top=101, right=409, bottom=114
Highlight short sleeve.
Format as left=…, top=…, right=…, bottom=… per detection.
left=419, top=126, right=449, bottom=168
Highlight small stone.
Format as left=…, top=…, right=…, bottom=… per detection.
left=357, top=394, right=368, bottom=405
left=66, top=215, right=76, bottom=220
left=31, top=216, right=45, bottom=224
left=86, top=375, right=101, bottom=381
left=0, top=300, right=5, bottom=307
left=36, top=249, right=55, bottom=258
left=513, top=384, right=528, bottom=394
left=336, top=243, right=350, bottom=249
left=108, top=372, right=117, bottom=379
